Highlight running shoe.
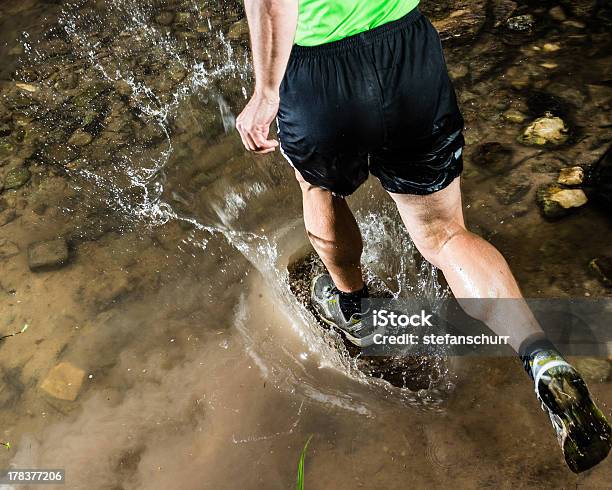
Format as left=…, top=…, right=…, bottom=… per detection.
left=311, top=274, right=381, bottom=347
left=526, top=351, right=612, bottom=473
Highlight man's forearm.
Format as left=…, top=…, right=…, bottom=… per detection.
left=244, top=0, right=298, bottom=98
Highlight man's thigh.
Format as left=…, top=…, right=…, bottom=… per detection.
left=388, top=177, right=465, bottom=253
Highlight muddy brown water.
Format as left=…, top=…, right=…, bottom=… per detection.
left=0, top=0, right=611, bottom=488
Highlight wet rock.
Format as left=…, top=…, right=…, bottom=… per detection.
left=71, top=82, right=109, bottom=108
left=471, top=142, right=514, bottom=172
left=228, top=18, right=249, bottom=40
left=495, top=178, right=531, bottom=205
left=85, top=271, right=131, bottom=311
left=506, top=14, right=535, bottom=31
left=3, top=167, right=31, bottom=190
left=573, top=358, right=611, bottom=383
left=15, top=83, right=38, bottom=93
left=173, top=11, right=192, bottom=27
left=40, top=361, right=85, bottom=401
left=519, top=113, right=568, bottom=146
left=27, top=238, right=69, bottom=271
left=548, top=6, right=566, bottom=21
left=168, top=65, right=187, bottom=83
left=68, top=130, right=93, bottom=147
left=543, top=42, right=561, bottom=52
left=557, top=166, right=584, bottom=186
left=54, top=71, right=79, bottom=91
left=0, top=138, right=14, bottom=162
left=431, top=3, right=486, bottom=42
left=0, top=209, right=16, bottom=227
left=492, top=0, right=517, bottom=27
left=42, top=143, right=78, bottom=166
left=114, top=80, right=133, bottom=97
left=589, top=257, right=612, bottom=288
left=502, top=109, right=526, bottom=123
left=563, top=20, right=586, bottom=29
left=43, top=39, right=70, bottom=57
left=448, top=64, right=469, bottom=80
left=0, top=238, right=19, bottom=259
left=536, top=184, right=587, bottom=219
left=155, top=11, right=175, bottom=26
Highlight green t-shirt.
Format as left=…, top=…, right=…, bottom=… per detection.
left=295, top=0, right=420, bottom=46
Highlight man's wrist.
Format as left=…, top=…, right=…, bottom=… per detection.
left=254, top=85, right=280, bottom=102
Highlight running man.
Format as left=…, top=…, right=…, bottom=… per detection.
left=236, top=0, right=611, bottom=473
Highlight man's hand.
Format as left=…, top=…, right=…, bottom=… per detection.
left=236, top=91, right=280, bottom=154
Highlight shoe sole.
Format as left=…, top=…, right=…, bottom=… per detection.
left=537, top=368, right=611, bottom=473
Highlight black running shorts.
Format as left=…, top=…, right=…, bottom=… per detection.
left=277, top=9, right=464, bottom=196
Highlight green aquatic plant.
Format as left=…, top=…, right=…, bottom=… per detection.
left=296, top=435, right=313, bottom=490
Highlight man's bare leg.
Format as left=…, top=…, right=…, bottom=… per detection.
left=296, top=170, right=365, bottom=293
left=387, top=177, right=542, bottom=351
left=388, top=177, right=542, bottom=351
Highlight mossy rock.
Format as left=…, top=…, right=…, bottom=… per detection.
left=4, top=167, right=31, bottom=190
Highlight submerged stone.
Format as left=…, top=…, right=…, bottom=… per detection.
left=536, top=184, right=587, bottom=219
left=4, top=167, right=31, bottom=190
left=68, top=130, right=93, bottom=147
left=40, top=361, right=85, bottom=401
left=589, top=257, right=612, bottom=288
left=28, top=238, right=69, bottom=271
left=502, top=109, right=526, bottom=123
left=228, top=19, right=249, bottom=40
left=519, top=113, right=568, bottom=146
left=155, top=11, right=174, bottom=26
left=507, top=14, right=535, bottom=31
left=543, top=42, right=561, bottom=52
left=557, top=166, right=584, bottom=186
left=431, top=4, right=486, bottom=42
left=549, top=6, right=566, bottom=21
left=0, top=238, right=19, bottom=259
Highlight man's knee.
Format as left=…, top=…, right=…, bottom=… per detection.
left=411, top=223, right=466, bottom=268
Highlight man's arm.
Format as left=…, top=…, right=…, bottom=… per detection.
left=236, top=0, right=298, bottom=154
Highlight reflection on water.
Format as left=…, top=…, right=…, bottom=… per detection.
left=0, top=0, right=611, bottom=488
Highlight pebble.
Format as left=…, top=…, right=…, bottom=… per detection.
left=540, top=62, right=558, bottom=69
left=543, top=42, right=561, bottom=52
left=536, top=185, right=587, bottom=219
left=27, top=238, right=69, bottom=271
left=563, top=20, right=586, bottom=29
left=549, top=189, right=588, bottom=208
left=448, top=64, right=469, bottom=80
left=155, top=11, right=175, bottom=26
left=519, top=113, right=568, bottom=146
left=507, top=14, right=535, bottom=31
left=548, top=6, right=566, bottom=21
left=0, top=238, right=20, bottom=259
left=557, top=166, right=584, bottom=186
left=15, top=83, right=38, bottom=93
left=502, top=109, right=526, bottom=123
left=40, top=362, right=85, bottom=401
left=0, top=209, right=17, bottom=227
left=228, top=19, right=249, bottom=40
left=3, top=167, right=31, bottom=190
left=68, top=130, right=93, bottom=147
